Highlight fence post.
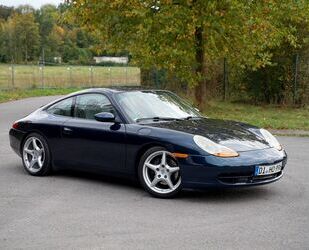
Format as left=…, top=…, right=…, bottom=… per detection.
left=11, top=64, right=15, bottom=88
left=90, top=66, right=94, bottom=86
left=223, top=58, right=228, bottom=101
left=41, top=48, right=45, bottom=88
left=109, top=67, right=112, bottom=85
left=125, top=66, right=128, bottom=85
left=32, top=65, right=35, bottom=87
left=68, top=66, right=72, bottom=87
left=40, top=65, right=45, bottom=88
left=293, top=53, right=299, bottom=104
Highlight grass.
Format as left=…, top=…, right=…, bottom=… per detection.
left=204, top=100, right=309, bottom=131
left=0, top=88, right=82, bottom=103
left=0, top=64, right=140, bottom=89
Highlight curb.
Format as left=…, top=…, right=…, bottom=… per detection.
left=269, top=129, right=309, bottom=137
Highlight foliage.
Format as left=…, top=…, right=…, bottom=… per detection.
left=0, top=11, right=40, bottom=63
left=0, top=5, right=13, bottom=20
left=238, top=2, right=309, bottom=105
left=67, top=0, right=309, bottom=105
left=0, top=1, right=308, bottom=106
left=0, top=3, right=100, bottom=64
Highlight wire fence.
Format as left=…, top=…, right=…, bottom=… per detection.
left=142, top=54, right=309, bottom=105
left=1, top=55, right=308, bottom=105
left=0, top=64, right=141, bottom=90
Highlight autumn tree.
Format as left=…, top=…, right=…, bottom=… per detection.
left=0, top=3, right=98, bottom=64
left=67, top=0, right=307, bottom=105
left=241, top=1, right=309, bottom=105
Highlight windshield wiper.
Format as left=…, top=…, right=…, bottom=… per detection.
left=136, top=117, right=182, bottom=123
left=183, top=116, right=205, bottom=120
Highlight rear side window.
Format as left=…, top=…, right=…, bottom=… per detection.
left=47, top=98, right=73, bottom=117
left=74, top=94, right=116, bottom=120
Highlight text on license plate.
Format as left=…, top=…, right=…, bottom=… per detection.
left=255, top=162, right=282, bottom=176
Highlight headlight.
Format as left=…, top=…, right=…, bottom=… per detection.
left=193, top=135, right=239, bottom=157
left=260, top=129, right=282, bottom=151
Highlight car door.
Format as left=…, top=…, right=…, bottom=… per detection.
left=60, top=93, right=126, bottom=173
left=44, top=96, right=75, bottom=167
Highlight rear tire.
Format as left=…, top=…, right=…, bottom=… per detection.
left=138, top=146, right=182, bottom=198
left=22, top=133, right=52, bottom=176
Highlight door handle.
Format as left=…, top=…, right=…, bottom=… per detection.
left=63, top=127, right=73, bottom=135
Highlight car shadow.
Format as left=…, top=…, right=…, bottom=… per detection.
left=11, top=164, right=278, bottom=203
left=179, top=186, right=278, bottom=203
left=54, top=169, right=277, bottom=203
left=54, top=169, right=141, bottom=189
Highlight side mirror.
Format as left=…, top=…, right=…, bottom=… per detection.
left=94, top=112, right=115, bottom=122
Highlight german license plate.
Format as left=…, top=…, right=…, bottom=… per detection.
left=255, top=162, right=282, bottom=176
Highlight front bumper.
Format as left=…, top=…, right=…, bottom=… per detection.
left=180, top=147, right=287, bottom=189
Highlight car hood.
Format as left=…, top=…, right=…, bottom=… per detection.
left=146, top=118, right=270, bottom=152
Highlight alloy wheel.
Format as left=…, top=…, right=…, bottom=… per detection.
left=23, top=137, right=45, bottom=173
left=143, top=150, right=181, bottom=194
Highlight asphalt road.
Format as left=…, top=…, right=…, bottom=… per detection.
left=0, top=96, right=308, bottom=250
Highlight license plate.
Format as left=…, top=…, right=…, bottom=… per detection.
left=255, top=162, right=282, bottom=176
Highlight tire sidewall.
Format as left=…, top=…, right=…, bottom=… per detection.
left=138, top=146, right=182, bottom=198
left=22, top=133, right=51, bottom=176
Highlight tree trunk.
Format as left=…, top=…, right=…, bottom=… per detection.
left=140, top=68, right=151, bottom=87
left=194, top=25, right=205, bottom=107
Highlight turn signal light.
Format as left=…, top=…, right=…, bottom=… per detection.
left=172, top=153, right=189, bottom=159
left=12, top=122, right=19, bottom=129
left=214, top=152, right=239, bottom=158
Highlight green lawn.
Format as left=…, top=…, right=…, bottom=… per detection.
left=0, top=64, right=140, bottom=89
left=204, top=101, right=309, bottom=131
left=0, top=88, right=81, bottom=103
left=0, top=88, right=308, bottom=131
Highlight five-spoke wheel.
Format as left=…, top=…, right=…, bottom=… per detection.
left=22, top=133, right=51, bottom=176
left=138, top=147, right=182, bottom=198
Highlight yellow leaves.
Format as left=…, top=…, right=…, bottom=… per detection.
left=54, top=25, right=65, bottom=37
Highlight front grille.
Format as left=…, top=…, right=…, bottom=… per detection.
left=218, top=171, right=282, bottom=185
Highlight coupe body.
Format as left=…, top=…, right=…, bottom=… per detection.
left=9, top=88, right=287, bottom=198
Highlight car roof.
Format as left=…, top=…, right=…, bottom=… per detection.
left=44, top=87, right=170, bottom=109
left=67, top=87, right=167, bottom=96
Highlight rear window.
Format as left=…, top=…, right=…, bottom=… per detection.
left=47, top=97, right=73, bottom=117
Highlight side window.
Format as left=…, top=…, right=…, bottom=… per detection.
left=47, top=98, right=73, bottom=117
left=74, top=94, right=116, bottom=120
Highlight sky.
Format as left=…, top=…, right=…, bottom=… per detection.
left=1, top=0, right=63, bottom=8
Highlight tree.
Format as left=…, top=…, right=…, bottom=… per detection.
left=67, top=0, right=307, bottom=105
left=0, top=5, right=14, bottom=20
left=0, top=3, right=99, bottom=65
left=240, top=1, right=309, bottom=105
left=35, top=5, right=59, bottom=48
left=35, top=4, right=60, bottom=62
left=15, top=4, right=35, bottom=14
left=1, top=12, right=40, bottom=63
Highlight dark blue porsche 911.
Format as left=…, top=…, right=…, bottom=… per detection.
left=9, top=88, right=287, bottom=198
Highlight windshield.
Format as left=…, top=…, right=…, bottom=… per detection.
left=115, top=90, right=201, bottom=123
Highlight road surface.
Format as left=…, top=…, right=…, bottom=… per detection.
left=0, top=96, right=308, bottom=249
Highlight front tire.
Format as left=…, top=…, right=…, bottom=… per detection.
left=22, top=133, right=52, bottom=176
left=138, top=147, right=182, bottom=198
